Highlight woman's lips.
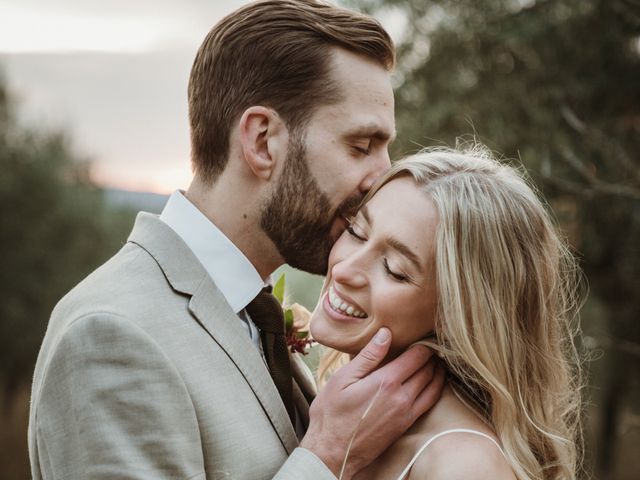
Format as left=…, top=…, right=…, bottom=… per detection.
left=330, top=284, right=366, bottom=316
left=322, top=291, right=368, bottom=323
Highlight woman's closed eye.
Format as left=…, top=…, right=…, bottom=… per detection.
left=346, top=221, right=366, bottom=241
left=384, top=258, right=409, bottom=282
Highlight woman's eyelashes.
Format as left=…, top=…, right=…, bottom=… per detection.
left=384, top=258, right=409, bottom=282
left=346, top=222, right=366, bottom=241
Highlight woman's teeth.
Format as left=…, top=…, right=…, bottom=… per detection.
left=328, top=285, right=367, bottom=318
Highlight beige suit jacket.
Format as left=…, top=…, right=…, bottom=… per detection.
left=28, top=213, right=335, bottom=480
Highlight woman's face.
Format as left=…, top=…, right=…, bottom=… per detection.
left=310, top=176, right=439, bottom=356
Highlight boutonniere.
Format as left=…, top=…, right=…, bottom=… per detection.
left=272, top=273, right=315, bottom=355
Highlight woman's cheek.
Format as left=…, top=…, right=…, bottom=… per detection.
left=374, top=288, right=416, bottom=349
left=370, top=287, right=397, bottom=328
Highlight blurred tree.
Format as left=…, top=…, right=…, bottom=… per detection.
left=347, top=0, right=640, bottom=477
left=0, top=72, right=134, bottom=409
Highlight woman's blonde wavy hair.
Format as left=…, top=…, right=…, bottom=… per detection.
left=317, top=145, right=584, bottom=480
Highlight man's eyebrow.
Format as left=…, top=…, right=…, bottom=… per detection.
left=344, top=124, right=397, bottom=143
left=360, top=205, right=422, bottom=271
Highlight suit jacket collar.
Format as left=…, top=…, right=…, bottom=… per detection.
left=159, top=190, right=264, bottom=313
left=127, top=212, right=299, bottom=453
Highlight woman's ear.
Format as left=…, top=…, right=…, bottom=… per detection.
left=238, top=106, right=287, bottom=181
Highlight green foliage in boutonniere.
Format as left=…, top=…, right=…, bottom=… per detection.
left=273, top=273, right=315, bottom=355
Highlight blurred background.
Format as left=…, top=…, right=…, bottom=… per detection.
left=0, top=0, right=638, bottom=478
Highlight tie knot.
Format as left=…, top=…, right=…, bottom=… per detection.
left=246, top=288, right=285, bottom=334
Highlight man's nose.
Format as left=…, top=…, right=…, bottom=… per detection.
left=359, top=149, right=391, bottom=194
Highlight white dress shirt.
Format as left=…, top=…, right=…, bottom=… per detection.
left=159, top=190, right=264, bottom=349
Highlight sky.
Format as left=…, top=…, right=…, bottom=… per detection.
left=0, top=0, right=406, bottom=194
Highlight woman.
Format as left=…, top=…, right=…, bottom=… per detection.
left=309, top=146, right=583, bottom=480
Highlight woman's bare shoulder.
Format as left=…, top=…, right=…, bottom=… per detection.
left=407, top=431, right=516, bottom=480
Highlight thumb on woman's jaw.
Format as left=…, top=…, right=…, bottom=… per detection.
left=373, top=327, right=391, bottom=345
left=341, top=328, right=392, bottom=381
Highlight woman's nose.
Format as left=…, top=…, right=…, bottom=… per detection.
left=331, top=254, right=368, bottom=289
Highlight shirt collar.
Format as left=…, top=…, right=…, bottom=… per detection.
left=159, top=190, right=264, bottom=313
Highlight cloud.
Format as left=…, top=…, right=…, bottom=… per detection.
left=3, top=51, right=194, bottom=192
left=0, top=0, right=250, bottom=53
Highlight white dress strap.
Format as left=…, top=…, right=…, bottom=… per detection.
left=394, top=428, right=506, bottom=480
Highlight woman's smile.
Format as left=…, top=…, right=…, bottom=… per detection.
left=327, top=284, right=368, bottom=318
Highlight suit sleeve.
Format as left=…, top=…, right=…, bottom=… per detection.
left=32, top=313, right=206, bottom=480
left=274, top=448, right=336, bottom=479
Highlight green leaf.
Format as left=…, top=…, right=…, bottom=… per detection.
left=284, top=308, right=294, bottom=330
left=296, top=331, right=309, bottom=339
left=273, top=273, right=286, bottom=304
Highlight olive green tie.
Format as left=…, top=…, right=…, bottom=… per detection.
left=246, top=287, right=296, bottom=426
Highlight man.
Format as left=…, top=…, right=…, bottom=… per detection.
left=28, top=1, right=444, bottom=479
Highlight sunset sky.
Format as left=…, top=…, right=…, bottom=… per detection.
left=0, top=0, right=406, bottom=194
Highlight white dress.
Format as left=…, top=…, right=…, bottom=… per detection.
left=394, top=428, right=507, bottom=480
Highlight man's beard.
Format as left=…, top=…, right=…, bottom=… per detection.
left=260, top=131, right=363, bottom=275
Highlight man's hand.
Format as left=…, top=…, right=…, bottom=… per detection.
left=300, top=328, right=445, bottom=480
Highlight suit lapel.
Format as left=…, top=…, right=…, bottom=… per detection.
left=290, top=352, right=318, bottom=431
left=128, top=213, right=298, bottom=453
left=188, top=280, right=298, bottom=452
left=290, top=353, right=317, bottom=405
left=292, top=380, right=309, bottom=430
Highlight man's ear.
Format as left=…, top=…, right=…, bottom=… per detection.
left=239, top=106, right=287, bottom=181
